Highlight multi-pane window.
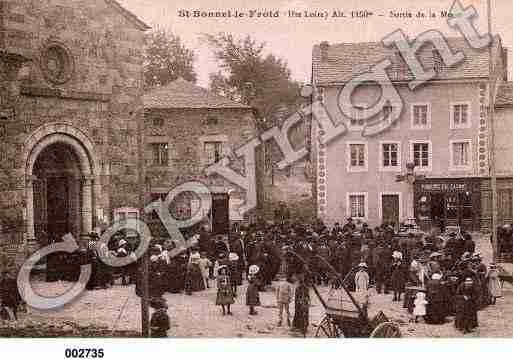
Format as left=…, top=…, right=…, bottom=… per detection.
left=413, top=142, right=430, bottom=168
left=412, top=104, right=429, bottom=127
left=452, top=141, right=471, bottom=167
left=452, top=103, right=469, bottom=127
left=151, top=143, right=169, bottom=166
left=382, top=143, right=399, bottom=167
left=349, top=194, right=366, bottom=218
left=350, top=144, right=365, bottom=167
left=204, top=141, right=223, bottom=164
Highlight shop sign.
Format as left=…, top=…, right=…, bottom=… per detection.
left=420, top=182, right=468, bottom=192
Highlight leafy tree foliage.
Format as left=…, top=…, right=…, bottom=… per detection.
left=144, top=29, right=197, bottom=87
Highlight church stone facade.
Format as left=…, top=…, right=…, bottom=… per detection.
left=0, top=0, right=149, bottom=253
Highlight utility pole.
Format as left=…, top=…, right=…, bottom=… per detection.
left=488, top=0, right=499, bottom=262
left=136, top=107, right=150, bottom=337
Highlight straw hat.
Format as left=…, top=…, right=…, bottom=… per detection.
left=190, top=252, right=201, bottom=261
left=431, top=273, right=442, bottom=280
left=228, top=252, right=239, bottom=261
left=249, top=264, right=260, bottom=275
left=392, top=251, right=403, bottom=260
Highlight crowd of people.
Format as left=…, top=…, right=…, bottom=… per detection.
left=0, top=217, right=506, bottom=338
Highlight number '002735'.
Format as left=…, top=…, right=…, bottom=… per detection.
left=64, top=348, right=105, bottom=358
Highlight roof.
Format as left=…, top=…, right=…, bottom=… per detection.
left=312, top=36, right=501, bottom=86
left=496, top=82, right=513, bottom=107
left=105, top=0, right=151, bottom=31
left=143, top=78, right=252, bottom=110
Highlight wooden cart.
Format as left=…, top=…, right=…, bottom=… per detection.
left=288, top=251, right=402, bottom=338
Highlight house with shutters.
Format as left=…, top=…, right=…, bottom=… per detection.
left=311, top=36, right=509, bottom=232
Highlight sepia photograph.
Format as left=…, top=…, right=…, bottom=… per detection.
left=1, top=0, right=513, bottom=353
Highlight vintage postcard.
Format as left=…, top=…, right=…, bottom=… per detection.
left=0, top=0, right=512, bottom=351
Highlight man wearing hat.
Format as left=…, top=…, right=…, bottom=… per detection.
left=342, top=217, right=356, bottom=234
left=455, top=277, right=479, bottom=333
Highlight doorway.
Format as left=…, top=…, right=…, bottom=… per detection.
left=32, top=142, right=82, bottom=242
left=381, top=194, right=400, bottom=228
left=430, top=193, right=445, bottom=222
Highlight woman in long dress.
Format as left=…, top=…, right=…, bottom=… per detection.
left=487, top=264, right=502, bottom=305
left=184, top=253, right=206, bottom=295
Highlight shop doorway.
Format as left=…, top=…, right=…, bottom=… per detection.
left=430, top=193, right=445, bottom=222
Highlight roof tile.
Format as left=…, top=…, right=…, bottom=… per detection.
left=143, top=78, right=251, bottom=109
left=312, top=37, right=499, bottom=85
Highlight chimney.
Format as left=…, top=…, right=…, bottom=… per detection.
left=320, top=41, right=329, bottom=62
left=503, top=48, right=508, bottom=81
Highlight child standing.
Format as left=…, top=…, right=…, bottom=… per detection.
left=487, top=263, right=502, bottom=305
left=246, top=265, right=261, bottom=315
left=413, top=291, right=428, bottom=323
left=276, top=275, right=294, bottom=327
left=216, top=265, right=235, bottom=315
left=228, top=252, right=241, bottom=296
left=198, top=252, right=212, bottom=289
left=150, top=298, right=170, bottom=338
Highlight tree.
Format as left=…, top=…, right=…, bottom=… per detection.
left=144, top=29, right=197, bottom=87
left=203, top=33, right=302, bottom=126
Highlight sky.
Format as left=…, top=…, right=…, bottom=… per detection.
left=118, top=0, right=513, bottom=87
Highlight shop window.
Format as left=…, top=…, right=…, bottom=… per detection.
left=461, top=192, right=474, bottom=219
left=446, top=195, right=458, bottom=219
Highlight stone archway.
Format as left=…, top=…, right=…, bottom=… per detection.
left=23, top=123, right=100, bottom=243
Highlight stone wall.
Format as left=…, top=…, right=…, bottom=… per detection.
left=0, top=0, right=147, bottom=244
left=143, top=107, right=265, bottom=231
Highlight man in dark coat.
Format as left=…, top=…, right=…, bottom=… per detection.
left=342, top=218, right=356, bottom=234
left=292, top=272, right=310, bottom=337
left=0, top=269, right=21, bottom=320
left=455, top=277, right=479, bottom=333
left=462, top=232, right=476, bottom=255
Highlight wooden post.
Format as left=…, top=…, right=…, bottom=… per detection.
left=136, top=108, right=150, bottom=337
left=488, top=0, right=499, bottom=263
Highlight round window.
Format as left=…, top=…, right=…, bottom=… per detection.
left=41, top=42, right=74, bottom=85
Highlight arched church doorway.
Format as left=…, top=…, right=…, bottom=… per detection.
left=32, top=142, right=83, bottom=242
left=24, top=125, right=100, bottom=245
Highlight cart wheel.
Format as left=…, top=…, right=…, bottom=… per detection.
left=370, top=322, right=402, bottom=338
left=315, top=316, right=342, bottom=338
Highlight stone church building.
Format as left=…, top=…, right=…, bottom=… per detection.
left=0, top=0, right=149, bottom=254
